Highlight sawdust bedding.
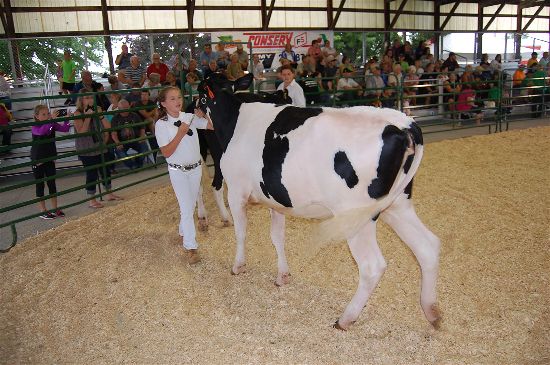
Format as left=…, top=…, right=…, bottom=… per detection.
left=1, top=127, right=548, bottom=364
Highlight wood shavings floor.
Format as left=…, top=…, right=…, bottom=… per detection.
left=1, top=127, right=549, bottom=364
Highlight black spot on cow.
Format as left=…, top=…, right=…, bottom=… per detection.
left=334, top=151, right=359, bottom=188
left=404, top=180, right=414, bottom=199
left=403, top=154, right=414, bottom=174
left=407, top=121, right=423, bottom=145
left=260, top=106, right=323, bottom=207
left=368, top=125, right=409, bottom=199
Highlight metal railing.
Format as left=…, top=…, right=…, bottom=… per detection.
left=1, top=68, right=548, bottom=251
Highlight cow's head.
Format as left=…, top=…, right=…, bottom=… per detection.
left=197, top=73, right=254, bottom=113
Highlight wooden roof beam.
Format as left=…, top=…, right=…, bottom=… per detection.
left=330, top=0, right=347, bottom=29
left=389, top=0, right=409, bottom=29
left=440, top=1, right=461, bottom=31
left=521, top=4, right=546, bottom=31
left=483, top=3, right=505, bottom=31
left=265, top=0, right=276, bottom=30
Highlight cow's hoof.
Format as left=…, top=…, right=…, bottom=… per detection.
left=426, top=304, right=442, bottom=329
left=231, top=265, right=246, bottom=275
left=198, top=218, right=208, bottom=232
left=222, top=220, right=232, bottom=227
left=274, top=272, right=291, bottom=287
left=332, top=320, right=347, bottom=331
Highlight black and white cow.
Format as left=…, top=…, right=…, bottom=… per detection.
left=192, top=80, right=292, bottom=230
left=197, top=74, right=441, bottom=330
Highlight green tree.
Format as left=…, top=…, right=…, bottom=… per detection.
left=334, top=32, right=404, bottom=66
left=0, top=37, right=105, bottom=80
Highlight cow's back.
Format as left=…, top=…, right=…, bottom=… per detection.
left=221, top=104, right=417, bottom=217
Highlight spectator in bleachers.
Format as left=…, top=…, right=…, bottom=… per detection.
left=397, top=53, right=410, bottom=73
left=487, top=72, right=512, bottom=115
left=107, top=74, right=125, bottom=93
left=391, top=39, right=403, bottom=59
left=125, top=82, right=142, bottom=107
left=383, top=48, right=395, bottom=64
left=279, top=42, right=299, bottom=69
left=365, top=65, right=385, bottom=105
left=380, top=87, right=396, bottom=108
left=443, top=72, right=461, bottom=118
left=203, top=59, right=219, bottom=80
left=442, top=52, right=460, bottom=72
left=118, top=56, right=146, bottom=87
left=143, top=72, right=161, bottom=102
left=387, top=63, right=404, bottom=89
left=322, top=55, right=338, bottom=92
left=73, top=89, right=122, bottom=208
left=401, top=42, right=414, bottom=65
left=186, top=59, right=203, bottom=81
left=199, top=44, right=218, bottom=74
left=147, top=53, right=170, bottom=83
left=526, top=52, right=539, bottom=69
left=307, top=39, right=323, bottom=70
left=73, top=70, right=109, bottom=110
left=110, top=99, right=147, bottom=170
left=297, top=55, right=317, bottom=76
left=251, top=54, right=265, bottom=79
left=164, top=71, right=182, bottom=88
left=512, top=64, right=526, bottom=89
left=480, top=54, right=490, bottom=68
left=490, top=54, right=502, bottom=72
left=216, top=43, right=230, bottom=70
left=184, top=72, right=200, bottom=98
left=403, top=65, right=420, bottom=108
left=461, top=65, right=475, bottom=87
left=414, top=40, right=427, bottom=60
left=0, top=72, right=11, bottom=111
left=420, top=48, right=433, bottom=67
left=134, top=90, right=159, bottom=162
left=115, top=44, right=133, bottom=70
left=418, top=62, right=438, bottom=106
left=413, top=59, right=424, bottom=75
left=234, top=44, right=249, bottom=71
left=226, top=54, right=244, bottom=81
left=30, top=105, right=71, bottom=219
left=300, top=70, right=326, bottom=105
left=321, top=40, right=337, bottom=67
left=338, top=55, right=355, bottom=76
left=277, top=65, right=306, bottom=107
left=455, top=83, right=482, bottom=125
left=337, top=69, right=363, bottom=102
left=106, top=92, right=121, bottom=121
left=0, top=101, right=13, bottom=149
left=61, top=50, right=77, bottom=105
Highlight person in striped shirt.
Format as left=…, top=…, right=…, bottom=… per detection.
left=118, top=56, right=146, bottom=87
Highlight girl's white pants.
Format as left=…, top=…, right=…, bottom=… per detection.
left=168, top=166, right=202, bottom=250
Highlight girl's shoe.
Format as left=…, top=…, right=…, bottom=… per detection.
left=40, top=212, right=56, bottom=220
left=55, top=209, right=66, bottom=218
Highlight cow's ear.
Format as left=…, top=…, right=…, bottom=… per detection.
left=233, top=73, right=254, bottom=91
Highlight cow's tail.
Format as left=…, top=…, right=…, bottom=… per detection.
left=312, top=122, right=424, bottom=246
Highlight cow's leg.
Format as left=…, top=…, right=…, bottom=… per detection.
left=212, top=186, right=232, bottom=227
left=270, top=209, right=290, bottom=286
left=336, top=221, right=386, bottom=330
left=381, top=194, right=441, bottom=328
left=196, top=184, right=208, bottom=232
left=227, top=191, right=248, bottom=275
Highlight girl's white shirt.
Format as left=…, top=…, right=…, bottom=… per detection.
left=154, top=111, right=208, bottom=165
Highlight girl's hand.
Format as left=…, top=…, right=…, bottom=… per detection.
left=194, top=108, right=206, bottom=118
left=178, top=121, right=190, bottom=135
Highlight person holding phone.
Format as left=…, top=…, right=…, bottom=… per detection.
left=30, top=105, right=71, bottom=219
left=154, top=86, right=213, bottom=264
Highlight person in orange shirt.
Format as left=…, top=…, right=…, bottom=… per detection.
left=512, top=64, right=526, bottom=88
left=526, top=52, right=539, bottom=69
